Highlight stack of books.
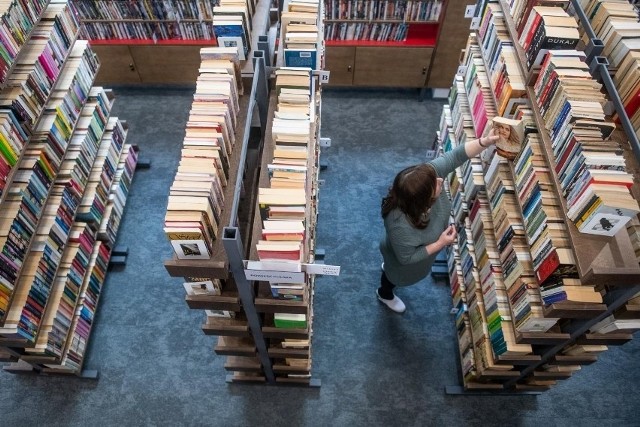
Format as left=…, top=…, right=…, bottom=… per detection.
left=165, top=48, right=242, bottom=261
left=534, top=50, right=640, bottom=236
left=517, top=6, right=580, bottom=70
left=282, top=0, right=321, bottom=69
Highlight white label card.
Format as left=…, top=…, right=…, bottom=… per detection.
left=464, top=5, right=476, bottom=18
left=470, top=17, right=480, bottom=30
left=318, top=70, right=330, bottom=84
left=304, top=263, right=340, bottom=276
left=457, top=65, right=467, bottom=75
left=244, top=269, right=306, bottom=283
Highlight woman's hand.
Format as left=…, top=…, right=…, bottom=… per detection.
left=482, top=128, right=500, bottom=146
left=438, top=224, right=457, bottom=247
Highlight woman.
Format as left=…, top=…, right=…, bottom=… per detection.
left=377, top=131, right=499, bottom=313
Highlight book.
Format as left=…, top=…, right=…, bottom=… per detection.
left=492, top=116, right=525, bottom=160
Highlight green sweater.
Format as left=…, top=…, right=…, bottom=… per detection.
left=379, top=144, right=470, bottom=286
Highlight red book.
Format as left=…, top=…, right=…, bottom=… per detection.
left=535, top=248, right=559, bottom=284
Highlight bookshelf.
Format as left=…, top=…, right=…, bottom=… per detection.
left=323, top=0, right=473, bottom=88
left=438, top=0, right=640, bottom=393
left=0, top=1, right=139, bottom=377
left=69, top=0, right=270, bottom=84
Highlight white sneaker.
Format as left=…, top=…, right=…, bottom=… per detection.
left=376, top=290, right=406, bottom=313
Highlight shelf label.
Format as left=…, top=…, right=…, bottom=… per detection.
left=426, top=150, right=436, bottom=160
left=319, top=137, right=331, bottom=147
left=303, top=263, right=340, bottom=276
left=464, top=5, right=476, bottom=18
left=456, top=65, right=467, bottom=75
left=244, top=269, right=306, bottom=283
left=470, top=17, right=481, bottom=30
left=318, top=70, right=330, bottom=84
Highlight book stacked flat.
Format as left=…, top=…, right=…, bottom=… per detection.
left=539, top=277, right=603, bottom=305
left=165, top=48, right=242, bottom=261
left=509, top=0, right=571, bottom=38
left=590, top=314, right=640, bottom=334
left=476, top=2, right=527, bottom=118
left=517, top=6, right=580, bottom=70
left=283, top=0, right=320, bottom=69
left=534, top=50, right=640, bottom=236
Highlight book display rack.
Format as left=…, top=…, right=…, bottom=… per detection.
left=322, top=0, right=474, bottom=89
left=162, top=0, right=331, bottom=385
left=69, top=0, right=260, bottom=84
left=438, top=0, right=640, bottom=393
left=0, top=1, right=139, bottom=377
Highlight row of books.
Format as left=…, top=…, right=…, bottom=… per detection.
left=0, top=3, right=80, bottom=201
left=164, top=47, right=241, bottom=262
left=282, top=0, right=321, bottom=69
left=29, top=90, right=113, bottom=357
left=533, top=50, right=640, bottom=235
left=71, top=0, right=221, bottom=21
left=476, top=1, right=526, bottom=118
left=462, top=42, right=497, bottom=138
left=0, top=41, right=99, bottom=325
left=323, top=0, right=443, bottom=22
left=324, top=22, right=408, bottom=42
left=55, top=143, right=136, bottom=372
left=0, top=3, right=79, bottom=128
left=0, top=0, right=49, bottom=85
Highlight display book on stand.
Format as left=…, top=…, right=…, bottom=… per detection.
left=436, top=0, right=640, bottom=392
left=0, top=0, right=139, bottom=376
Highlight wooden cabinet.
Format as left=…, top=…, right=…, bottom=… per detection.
left=326, top=46, right=432, bottom=87
left=92, top=45, right=205, bottom=85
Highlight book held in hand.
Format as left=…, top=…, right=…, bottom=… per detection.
left=492, top=116, right=525, bottom=160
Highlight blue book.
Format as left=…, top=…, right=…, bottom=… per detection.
left=284, top=49, right=317, bottom=69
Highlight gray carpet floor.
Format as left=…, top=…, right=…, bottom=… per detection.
left=1, top=87, right=639, bottom=427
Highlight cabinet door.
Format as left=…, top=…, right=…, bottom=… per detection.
left=130, top=46, right=202, bottom=84
left=92, top=45, right=141, bottom=84
left=324, top=46, right=355, bottom=86
left=353, top=47, right=433, bottom=87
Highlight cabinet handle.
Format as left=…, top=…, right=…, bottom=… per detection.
left=347, top=65, right=352, bottom=72
left=422, top=67, right=427, bottom=75
left=129, top=63, right=135, bottom=71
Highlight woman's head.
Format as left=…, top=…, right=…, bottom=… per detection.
left=381, top=164, right=441, bottom=228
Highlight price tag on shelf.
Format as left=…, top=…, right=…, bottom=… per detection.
left=470, top=17, right=481, bottom=30
left=456, top=65, right=467, bottom=75
left=426, top=150, right=436, bottom=161
left=464, top=5, right=476, bottom=18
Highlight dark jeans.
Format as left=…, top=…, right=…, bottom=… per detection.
left=378, top=271, right=396, bottom=300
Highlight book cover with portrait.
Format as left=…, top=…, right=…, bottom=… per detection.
left=492, top=116, right=525, bottom=160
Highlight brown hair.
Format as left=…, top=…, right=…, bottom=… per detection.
left=381, top=164, right=438, bottom=229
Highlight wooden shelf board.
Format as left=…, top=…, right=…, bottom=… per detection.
left=532, top=370, right=573, bottom=380
left=202, top=318, right=250, bottom=337
left=543, top=302, right=607, bottom=319
left=228, top=373, right=266, bottom=383
left=19, top=355, right=57, bottom=364
left=577, top=333, right=634, bottom=346
left=553, top=354, right=598, bottom=365
left=272, top=363, right=311, bottom=375
left=163, top=259, right=228, bottom=279
left=617, top=304, right=640, bottom=319
left=275, top=376, right=314, bottom=385
left=268, top=347, right=310, bottom=359
left=478, top=369, right=521, bottom=379
left=224, top=355, right=262, bottom=372
left=185, top=293, right=241, bottom=311
left=497, top=354, right=542, bottom=365
left=515, top=383, right=553, bottom=391
left=254, top=297, right=308, bottom=314
left=464, top=381, right=505, bottom=390
left=516, top=331, right=571, bottom=345
left=214, top=336, right=256, bottom=357
left=526, top=86, right=640, bottom=286
left=262, top=326, right=310, bottom=340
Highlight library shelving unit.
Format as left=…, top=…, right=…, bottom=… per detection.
left=0, top=1, right=139, bottom=377
left=437, top=0, right=640, bottom=393
left=322, top=0, right=473, bottom=88
left=69, top=0, right=266, bottom=84
left=163, top=1, right=329, bottom=384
